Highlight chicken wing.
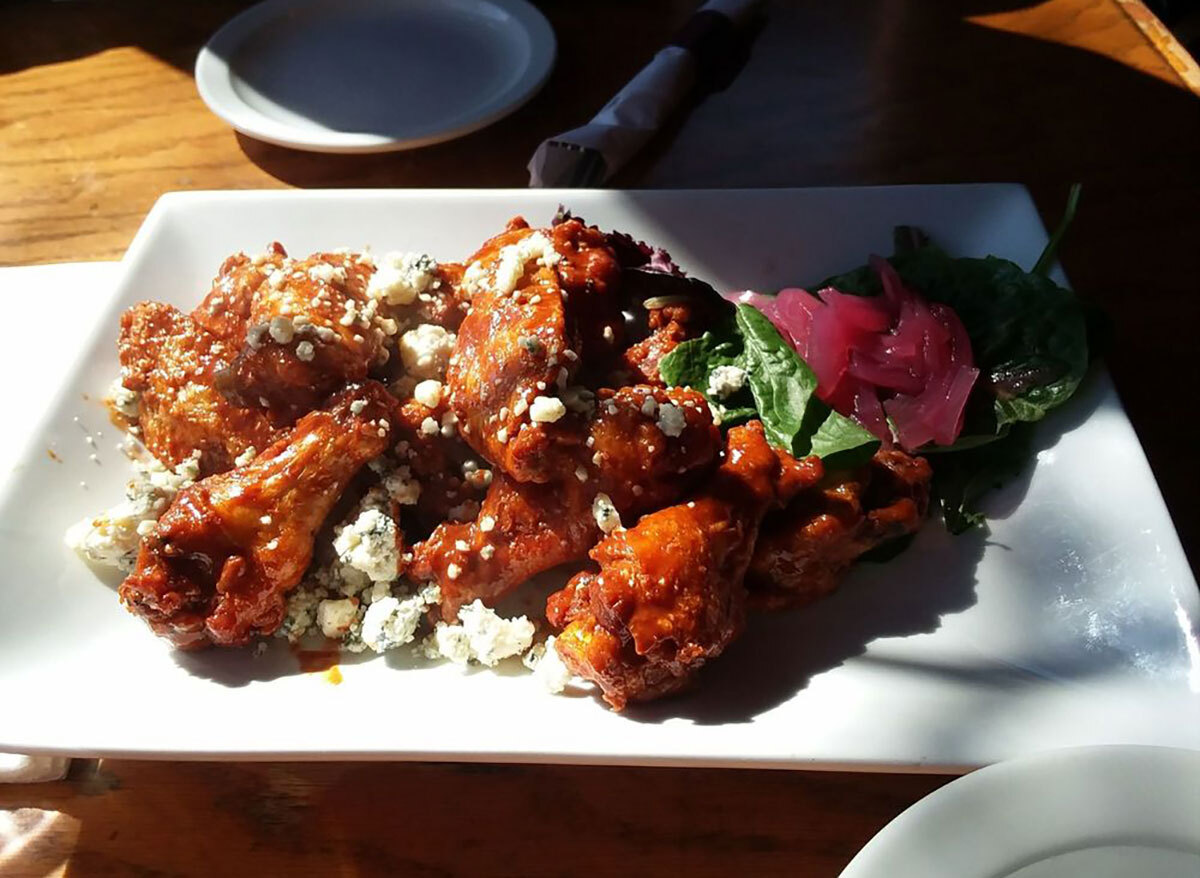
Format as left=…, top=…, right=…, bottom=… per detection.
left=546, top=421, right=822, bottom=709
left=191, top=243, right=288, bottom=343
left=390, top=260, right=470, bottom=332
left=446, top=218, right=624, bottom=483
left=412, top=472, right=595, bottom=619
left=618, top=277, right=728, bottom=387
left=746, top=448, right=932, bottom=609
left=118, top=301, right=280, bottom=475
left=222, top=250, right=389, bottom=421
left=411, top=385, right=722, bottom=618
left=118, top=381, right=395, bottom=649
left=390, top=395, right=487, bottom=533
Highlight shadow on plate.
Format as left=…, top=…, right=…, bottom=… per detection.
left=169, top=635, right=378, bottom=686
left=620, top=369, right=1112, bottom=724
left=980, top=364, right=1110, bottom=524
left=622, top=522, right=987, bottom=725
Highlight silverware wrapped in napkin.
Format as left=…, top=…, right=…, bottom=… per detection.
left=528, top=0, right=763, bottom=188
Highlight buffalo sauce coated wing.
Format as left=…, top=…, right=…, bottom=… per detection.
left=746, top=449, right=932, bottom=609
left=546, top=421, right=823, bottom=710
left=191, top=243, right=288, bottom=343
left=446, top=219, right=624, bottom=483
left=620, top=291, right=728, bottom=387
left=391, top=396, right=486, bottom=532
left=118, top=301, right=280, bottom=475
left=392, top=260, right=470, bottom=331
left=118, top=382, right=395, bottom=648
left=223, top=251, right=387, bottom=421
left=412, top=472, right=596, bottom=619
left=411, top=385, right=722, bottom=618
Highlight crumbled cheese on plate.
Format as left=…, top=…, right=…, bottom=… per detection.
left=64, top=447, right=200, bottom=571
left=423, top=600, right=535, bottom=667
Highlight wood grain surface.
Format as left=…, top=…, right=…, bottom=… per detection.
left=1, top=1, right=1197, bottom=876
left=1, top=760, right=952, bottom=876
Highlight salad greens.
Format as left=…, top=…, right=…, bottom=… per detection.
left=660, top=305, right=880, bottom=469
left=658, top=188, right=1089, bottom=533
left=823, top=245, right=1088, bottom=433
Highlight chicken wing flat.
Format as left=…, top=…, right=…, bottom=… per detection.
left=411, top=385, right=722, bottom=618
left=118, top=301, right=280, bottom=475
left=546, top=421, right=823, bottom=709
left=746, top=449, right=932, bottom=610
left=119, top=381, right=395, bottom=648
left=223, top=250, right=389, bottom=420
left=390, top=260, right=470, bottom=331
left=412, top=472, right=595, bottom=619
left=447, top=218, right=624, bottom=483
left=191, top=243, right=288, bottom=343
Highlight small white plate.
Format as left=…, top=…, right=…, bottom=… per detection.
left=1, top=187, right=1197, bottom=764
left=842, top=746, right=1200, bottom=878
left=195, top=0, right=556, bottom=153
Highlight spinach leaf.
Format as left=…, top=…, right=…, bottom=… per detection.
left=734, top=305, right=827, bottom=451
left=809, top=410, right=880, bottom=469
left=658, top=305, right=879, bottom=464
left=658, top=321, right=755, bottom=425
left=658, top=325, right=739, bottom=389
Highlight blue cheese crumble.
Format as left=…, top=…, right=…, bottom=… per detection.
left=399, top=324, right=455, bottom=379
left=107, top=379, right=140, bottom=420
left=64, top=446, right=201, bottom=571
left=493, top=232, right=560, bottom=296
left=367, top=252, right=437, bottom=306
left=707, top=365, right=747, bottom=400
left=332, top=490, right=402, bottom=583
left=655, top=401, right=686, bottom=437
left=529, top=395, right=566, bottom=423
left=316, top=598, right=358, bottom=638
left=591, top=492, right=621, bottom=534
left=360, top=583, right=441, bottom=652
left=523, top=636, right=575, bottom=694
left=422, top=600, right=535, bottom=667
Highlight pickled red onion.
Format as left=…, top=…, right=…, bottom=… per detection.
left=724, top=260, right=979, bottom=451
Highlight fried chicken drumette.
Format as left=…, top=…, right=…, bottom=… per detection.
left=546, top=421, right=823, bottom=709
left=119, top=382, right=395, bottom=648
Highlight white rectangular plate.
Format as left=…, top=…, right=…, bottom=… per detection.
left=2, top=186, right=1197, bottom=768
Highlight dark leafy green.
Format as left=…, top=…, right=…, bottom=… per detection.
left=822, top=247, right=1088, bottom=431
left=660, top=186, right=1089, bottom=536
left=932, top=423, right=1034, bottom=534
left=659, top=305, right=879, bottom=465
left=1032, top=183, right=1081, bottom=277
left=819, top=186, right=1089, bottom=533
left=808, top=409, right=880, bottom=470
left=658, top=322, right=757, bottom=425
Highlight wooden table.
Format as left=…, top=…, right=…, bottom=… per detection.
left=2, top=1, right=1197, bottom=875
